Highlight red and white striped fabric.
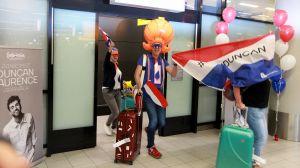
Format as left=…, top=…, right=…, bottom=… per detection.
left=172, top=33, right=280, bottom=89
left=99, top=27, right=112, bottom=47
left=144, top=81, right=168, bottom=108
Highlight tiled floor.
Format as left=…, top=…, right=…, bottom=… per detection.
left=34, top=115, right=300, bottom=168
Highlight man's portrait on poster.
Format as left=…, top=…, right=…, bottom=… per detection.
left=2, top=95, right=37, bottom=162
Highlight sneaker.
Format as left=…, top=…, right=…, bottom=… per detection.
left=104, top=123, right=112, bottom=136
left=252, top=163, right=261, bottom=168
left=148, top=146, right=162, bottom=159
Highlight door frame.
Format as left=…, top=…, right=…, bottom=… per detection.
left=47, top=3, right=98, bottom=156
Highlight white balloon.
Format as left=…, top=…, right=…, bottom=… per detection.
left=215, top=33, right=230, bottom=45
left=280, top=54, right=296, bottom=71
left=275, top=39, right=289, bottom=57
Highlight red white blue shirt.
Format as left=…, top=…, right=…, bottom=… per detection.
left=137, top=54, right=169, bottom=90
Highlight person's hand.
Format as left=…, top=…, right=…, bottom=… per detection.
left=137, top=88, right=143, bottom=95
left=0, top=141, right=30, bottom=168
left=236, top=102, right=246, bottom=110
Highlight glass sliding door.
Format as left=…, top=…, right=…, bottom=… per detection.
left=161, top=21, right=195, bottom=135
left=48, top=8, right=96, bottom=155
left=197, top=14, right=220, bottom=128
left=166, top=21, right=194, bottom=118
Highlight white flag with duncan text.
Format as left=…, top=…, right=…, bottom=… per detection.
left=172, top=33, right=280, bottom=90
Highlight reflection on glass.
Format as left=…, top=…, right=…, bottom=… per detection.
left=166, top=21, right=194, bottom=117
left=227, top=0, right=275, bottom=22
left=197, top=87, right=217, bottom=123
left=202, top=0, right=222, bottom=14
left=201, top=14, right=219, bottom=47
left=198, top=14, right=219, bottom=124
left=53, top=9, right=95, bottom=130
left=185, top=0, right=196, bottom=10
left=229, top=19, right=274, bottom=41
left=0, top=0, right=48, bottom=90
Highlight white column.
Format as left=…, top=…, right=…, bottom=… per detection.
left=268, top=0, right=300, bottom=141
left=270, top=0, right=300, bottom=114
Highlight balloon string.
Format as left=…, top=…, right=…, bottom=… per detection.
left=274, top=84, right=281, bottom=136
left=274, top=66, right=284, bottom=135
left=221, top=91, right=225, bottom=128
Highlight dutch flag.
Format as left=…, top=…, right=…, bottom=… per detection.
left=144, top=81, right=168, bottom=108
left=99, top=27, right=111, bottom=47
left=172, top=33, right=281, bottom=90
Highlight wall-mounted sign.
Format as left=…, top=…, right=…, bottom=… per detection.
left=110, top=0, right=185, bottom=13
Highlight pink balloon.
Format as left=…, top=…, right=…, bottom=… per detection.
left=274, top=10, right=288, bottom=27
left=222, top=7, right=236, bottom=23
left=279, top=25, right=295, bottom=42
left=215, top=21, right=229, bottom=34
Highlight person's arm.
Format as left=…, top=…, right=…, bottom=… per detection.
left=233, top=87, right=246, bottom=110
left=104, top=51, right=111, bottom=65
left=104, top=41, right=115, bottom=65
left=2, top=127, right=9, bottom=140
left=30, top=116, right=37, bottom=148
left=165, top=64, right=177, bottom=77
left=134, top=65, right=143, bottom=94
left=28, top=117, right=37, bottom=162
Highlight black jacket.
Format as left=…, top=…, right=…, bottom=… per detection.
left=102, top=52, right=123, bottom=90
left=242, top=80, right=271, bottom=108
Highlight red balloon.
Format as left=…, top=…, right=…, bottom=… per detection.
left=279, top=25, right=295, bottom=42
left=274, top=10, right=288, bottom=27
left=215, top=21, right=229, bottom=34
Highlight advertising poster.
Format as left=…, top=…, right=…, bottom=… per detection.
left=0, top=48, right=43, bottom=163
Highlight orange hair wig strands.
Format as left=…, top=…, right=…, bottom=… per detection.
left=142, top=18, right=174, bottom=53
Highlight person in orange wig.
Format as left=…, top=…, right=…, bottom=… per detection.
left=134, top=18, right=177, bottom=159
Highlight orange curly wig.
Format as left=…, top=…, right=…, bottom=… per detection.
left=142, top=18, right=174, bottom=53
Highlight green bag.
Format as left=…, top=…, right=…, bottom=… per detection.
left=120, top=96, right=135, bottom=112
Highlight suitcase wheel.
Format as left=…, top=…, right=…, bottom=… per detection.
left=114, top=159, right=118, bottom=163
left=128, top=161, right=133, bottom=165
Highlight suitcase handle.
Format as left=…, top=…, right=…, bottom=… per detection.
left=233, top=105, right=249, bottom=128
left=135, top=94, right=143, bottom=115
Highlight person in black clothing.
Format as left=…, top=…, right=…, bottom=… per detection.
left=102, top=44, right=123, bottom=136
left=233, top=80, right=271, bottom=168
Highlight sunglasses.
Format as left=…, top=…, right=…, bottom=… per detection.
left=112, top=54, right=119, bottom=58
left=152, top=43, right=162, bottom=49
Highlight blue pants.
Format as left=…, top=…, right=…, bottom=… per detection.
left=247, top=107, right=268, bottom=156
left=144, top=96, right=166, bottom=148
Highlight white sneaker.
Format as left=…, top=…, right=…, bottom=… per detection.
left=104, top=123, right=112, bottom=136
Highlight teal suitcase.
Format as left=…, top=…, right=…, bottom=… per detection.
left=216, top=125, right=254, bottom=168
